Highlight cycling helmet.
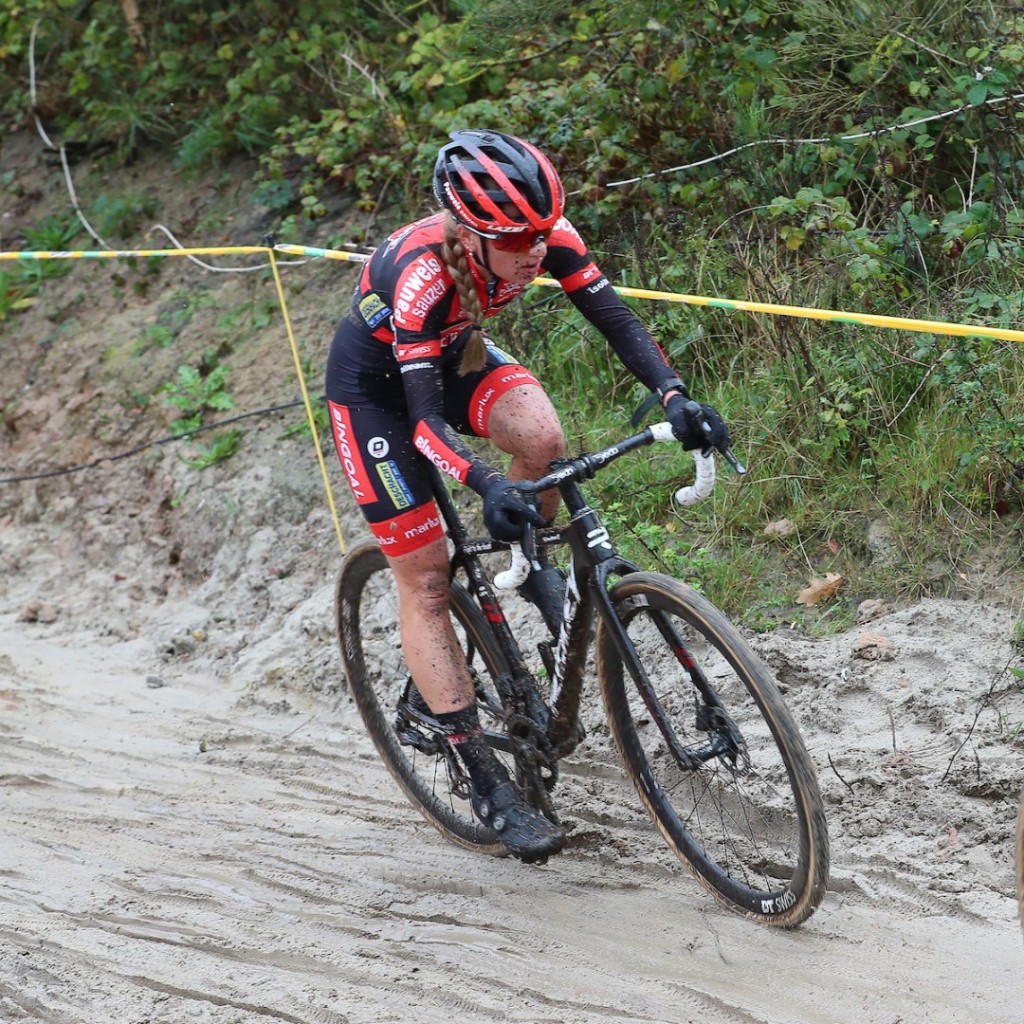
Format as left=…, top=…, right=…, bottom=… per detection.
left=433, top=129, right=565, bottom=236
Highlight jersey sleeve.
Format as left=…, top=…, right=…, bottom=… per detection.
left=543, top=219, right=684, bottom=395
left=391, top=254, right=500, bottom=494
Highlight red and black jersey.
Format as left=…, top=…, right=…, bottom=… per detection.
left=327, top=211, right=681, bottom=494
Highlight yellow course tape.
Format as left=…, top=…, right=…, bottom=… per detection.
left=2, top=244, right=350, bottom=553
left=272, top=242, right=1024, bottom=343
left=554, top=280, right=1024, bottom=344
left=6, top=241, right=1024, bottom=558
left=0, top=246, right=270, bottom=259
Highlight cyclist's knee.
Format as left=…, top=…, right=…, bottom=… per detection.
left=390, top=542, right=451, bottom=619
left=490, top=386, right=565, bottom=464
left=411, top=568, right=451, bottom=619
left=532, top=422, right=566, bottom=465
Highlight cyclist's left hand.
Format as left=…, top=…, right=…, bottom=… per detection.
left=665, top=395, right=731, bottom=452
left=481, top=475, right=544, bottom=542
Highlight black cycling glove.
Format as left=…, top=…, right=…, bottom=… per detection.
left=665, top=394, right=731, bottom=452
left=481, top=476, right=544, bottom=542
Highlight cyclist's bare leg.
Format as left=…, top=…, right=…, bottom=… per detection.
left=385, top=531, right=567, bottom=861
left=487, top=384, right=565, bottom=520
left=387, top=536, right=475, bottom=713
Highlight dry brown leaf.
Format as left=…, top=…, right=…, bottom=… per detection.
left=795, top=572, right=844, bottom=606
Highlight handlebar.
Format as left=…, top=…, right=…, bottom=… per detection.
left=516, top=420, right=745, bottom=498
left=492, top=421, right=744, bottom=591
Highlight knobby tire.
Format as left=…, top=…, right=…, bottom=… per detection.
left=596, top=572, right=829, bottom=927
left=336, top=539, right=510, bottom=854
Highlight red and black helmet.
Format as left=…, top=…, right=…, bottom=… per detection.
left=433, top=129, right=565, bottom=236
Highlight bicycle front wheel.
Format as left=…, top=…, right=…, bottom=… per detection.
left=336, top=539, right=510, bottom=854
left=596, top=572, right=829, bottom=927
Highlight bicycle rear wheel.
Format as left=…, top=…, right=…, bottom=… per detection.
left=596, top=571, right=829, bottom=927
left=336, top=539, right=510, bottom=853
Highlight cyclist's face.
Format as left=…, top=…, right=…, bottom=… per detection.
left=461, top=228, right=547, bottom=286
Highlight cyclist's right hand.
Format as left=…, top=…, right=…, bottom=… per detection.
left=482, top=476, right=544, bottom=542
left=665, top=394, right=731, bottom=452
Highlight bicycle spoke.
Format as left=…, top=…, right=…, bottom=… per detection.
left=336, top=541, right=513, bottom=853
left=598, top=572, right=828, bottom=927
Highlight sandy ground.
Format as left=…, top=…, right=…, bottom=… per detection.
left=2, top=128, right=1023, bottom=1023
left=2, top=537, right=1023, bottom=1024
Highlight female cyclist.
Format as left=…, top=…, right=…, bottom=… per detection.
left=325, top=129, right=730, bottom=864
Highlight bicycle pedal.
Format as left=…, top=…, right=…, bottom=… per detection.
left=395, top=720, right=442, bottom=755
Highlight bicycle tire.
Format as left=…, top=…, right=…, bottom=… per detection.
left=336, top=539, right=510, bottom=854
left=596, top=571, right=829, bottom=927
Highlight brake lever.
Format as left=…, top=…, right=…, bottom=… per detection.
left=719, top=446, right=747, bottom=475
left=684, top=400, right=747, bottom=476
left=519, top=519, right=541, bottom=571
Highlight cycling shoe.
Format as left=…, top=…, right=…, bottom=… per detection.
left=472, top=777, right=566, bottom=864
left=517, top=564, right=566, bottom=637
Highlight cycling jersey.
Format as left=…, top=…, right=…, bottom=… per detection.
left=325, top=211, right=681, bottom=499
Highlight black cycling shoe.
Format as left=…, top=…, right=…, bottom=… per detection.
left=517, top=564, right=567, bottom=636
left=472, top=777, right=566, bottom=864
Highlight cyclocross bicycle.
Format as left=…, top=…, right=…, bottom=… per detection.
left=336, top=411, right=830, bottom=927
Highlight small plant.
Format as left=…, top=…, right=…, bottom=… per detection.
left=3, top=216, right=80, bottom=303
left=742, top=593, right=792, bottom=633
left=179, top=428, right=244, bottom=469
left=21, top=214, right=80, bottom=252
left=134, top=323, right=176, bottom=354
left=1011, top=616, right=1024, bottom=649
left=278, top=399, right=329, bottom=441
left=161, top=359, right=235, bottom=436
left=88, top=192, right=159, bottom=241
left=0, top=269, right=39, bottom=320
left=997, top=703, right=1024, bottom=748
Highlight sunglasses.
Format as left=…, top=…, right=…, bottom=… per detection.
left=479, top=228, right=552, bottom=253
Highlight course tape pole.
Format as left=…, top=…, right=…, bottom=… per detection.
left=2, top=243, right=350, bottom=554
left=266, top=247, right=348, bottom=555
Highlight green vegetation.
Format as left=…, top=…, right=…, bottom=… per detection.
left=159, top=353, right=243, bottom=469
left=179, top=428, right=245, bottom=470
left=160, top=357, right=235, bottom=437
left=0, top=213, right=80, bottom=319
left=3, top=1, right=1024, bottom=627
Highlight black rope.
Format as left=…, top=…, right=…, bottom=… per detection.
left=1, top=398, right=312, bottom=484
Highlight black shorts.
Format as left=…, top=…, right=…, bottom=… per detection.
left=326, top=343, right=541, bottom=557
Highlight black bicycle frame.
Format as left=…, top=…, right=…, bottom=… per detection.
left=427, top=424, right=718, bottom=771
left=428, top=460, right=644, bottom=760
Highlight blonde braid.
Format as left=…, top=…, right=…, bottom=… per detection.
left=441, top=213, right=487, bottom=376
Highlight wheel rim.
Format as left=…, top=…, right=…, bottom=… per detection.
left=603, top=581, right=823, bottom=920
left=337, top=545, right=511, bottom=852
